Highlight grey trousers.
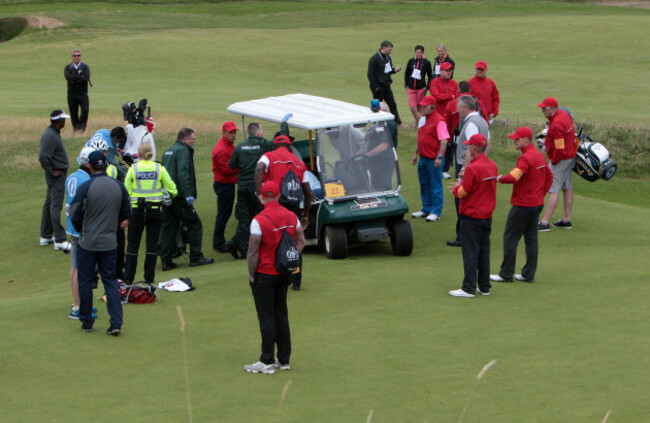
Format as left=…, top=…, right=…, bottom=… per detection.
left=40, top=172, right=67, bottom=242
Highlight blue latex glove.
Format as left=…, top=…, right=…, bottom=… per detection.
left=282, top=113, right=293, bottom=122
left=186, top=196, right=195, bottom=205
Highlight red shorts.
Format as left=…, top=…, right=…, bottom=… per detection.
left=407, top=88, right=427, bottom=108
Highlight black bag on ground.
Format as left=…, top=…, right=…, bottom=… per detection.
left=279, top=169, right=303, bottom=210
left=262, top=215, right=300, bottom=274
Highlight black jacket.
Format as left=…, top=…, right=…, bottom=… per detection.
left=404, top=57, right=433, bottom=90
left=367, top=51, right=396, bottom=89
left=433, top=55, right=455, bottom=79
left=64, top=62, right=90, bottom=95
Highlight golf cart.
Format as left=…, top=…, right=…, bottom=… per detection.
left=227, top=94, right=413, bottom=259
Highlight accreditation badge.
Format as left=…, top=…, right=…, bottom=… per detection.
left=411, top=68, right=422, bottom=80
left=384, top=62, right=393, bottom=74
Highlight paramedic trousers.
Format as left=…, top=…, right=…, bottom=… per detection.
left=160, top=197, right=204, bottom=262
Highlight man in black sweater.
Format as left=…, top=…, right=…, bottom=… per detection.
left=64, top=49, right=91, bottom=132
left=367, top=40, right=402, bottom=125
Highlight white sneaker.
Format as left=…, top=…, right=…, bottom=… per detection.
left=490, top=274, right=512, bottom=282
left=477, top=288, right=491, bottom=296
left=426, top=214, right=440, bottom=222
left=39, top=237, right=54, bottom=246
left=54, top=241, right=71, bottom=252
left=244, top=361, right=275, bottom=374
left=515, top=274, right=533, bottom=282
left=412, top=211, right=427, bottom=218
left=274, top=359, right=292, bottom=371
left=442, top=172, right=452, bottom=179
left=449, top=289, right=475, bottom=298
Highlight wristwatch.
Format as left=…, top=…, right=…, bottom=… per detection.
left=436, top=155, right=443, bottom=159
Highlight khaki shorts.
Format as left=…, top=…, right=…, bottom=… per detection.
left=70, top=236, right=79, bottom=268
left=549, top=158, right=576, bottom=193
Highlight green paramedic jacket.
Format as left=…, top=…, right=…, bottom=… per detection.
left=162, top=140, right=196, bottom=199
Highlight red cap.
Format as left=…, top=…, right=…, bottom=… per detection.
left=222, top=121, right=238, bottom=132
left=537, top=97, right=558, bottom=108
left=417, top=96, right=436, bottom=107
left=463, top=134, right=488, bottom=146
left=274, top=135, right=291, bottom=145
left=508, top=127, right=533, bottom=140
left=475, top=60, right=488, bottom=70
left=440, top=62, right=454, bottom=71
left=261, top=181, right=280, bottom=198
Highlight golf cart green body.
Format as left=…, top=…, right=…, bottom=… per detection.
left=227, top=94, right=413, bottom=259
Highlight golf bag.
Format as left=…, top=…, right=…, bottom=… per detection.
left=121, top=98, right=156, bottom=162
left=119, top=281, right=157, bottom=304
left=574, top=141, right=617, bottom=182
left=536, top=108, right=617, bottom=182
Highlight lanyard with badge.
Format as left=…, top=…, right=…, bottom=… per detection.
left=411, top=58, right=422, bottom=80
left=380, top=52, right=393, bottom=74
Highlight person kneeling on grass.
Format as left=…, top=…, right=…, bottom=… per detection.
left=244, top=181, right=305, bottom=374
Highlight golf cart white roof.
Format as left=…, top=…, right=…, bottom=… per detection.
left=227, top=93, right=395, bottom=130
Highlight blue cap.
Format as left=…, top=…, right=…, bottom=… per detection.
left=88, top=150, right=106, bottom=167
left=370, top=99, right=380, bottom=112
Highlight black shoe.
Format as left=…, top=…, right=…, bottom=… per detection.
left=226, top=242, right=240, bottom=260
left=189, top=257, right=214, bottom=267
left=106, top=326, right=121, bottom=336
left=446, top=239, right=462, bottom=247
left=215, top=244, right=230, bottom=253
left=537, top=222, right=551, bottom=232
left=291, top=284, right=300, bottom=291
left=552, top=219, right=572, bottom=229
left=161, top=261, right=177, bottom=271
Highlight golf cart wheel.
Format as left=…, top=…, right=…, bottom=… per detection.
left=390, top=219, right=413, bottom=256
left=324, top=225, right=348, bottom=259
left=600, top=161, right=617, bottom=181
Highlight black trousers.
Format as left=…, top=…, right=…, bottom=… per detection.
left=453, top=163, right=462, bottom=242
left=160, top=197, right=204, bottom=262
left=460, top=215, right=492, bottom=294
left=67, top=92, right=89, bottom=131
left=370, top=85, right=401, bottom=125
left=124, top=203, right=162, bottom=283
left=498, top=205, right=543, bottom=281
left=230, top=187, right=262, bottom=256
left=40, top=172, right=67, bottom=242
left=212, top=181, right=235, bottom=249
left=251, top=272, right=292, bottom=365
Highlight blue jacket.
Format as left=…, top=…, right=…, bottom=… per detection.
left=65, top=167, right=91, bottom=236
left=86, top=129, right=125, bottom=178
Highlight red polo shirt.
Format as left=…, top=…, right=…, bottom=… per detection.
left=453, top=153, right=497, bottom=219
left=469, top=76, right=500, bottom=122
left=417, top=110, right=450, bottom=159
left=498, top=144, right=553, bottom=207
left=544, top=109, right=576, bottom=165
left=252, top=201, right=299, bottom=275
left=211, top=136, right=238, bottom=184
left=259, top=147, right=307, bottom=186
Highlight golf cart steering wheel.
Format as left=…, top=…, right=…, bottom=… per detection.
left=345, top=154, right=366, bottom=174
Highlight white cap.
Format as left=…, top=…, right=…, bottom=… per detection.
left=78, top=146, right=95, bottom=165
left=50, top=110, right=71, bottom=120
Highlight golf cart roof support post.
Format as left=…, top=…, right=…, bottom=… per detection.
left=240, top=115, right=246, bottom=142
left=309, top=130, right=314, bottom=171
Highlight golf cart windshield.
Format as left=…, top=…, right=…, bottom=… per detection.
left=317, top=121, right=398, bottom=199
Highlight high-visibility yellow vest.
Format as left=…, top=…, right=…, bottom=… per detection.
left=125, top=161, right=177, bottom=207
left=107, top=164, right=118, bottom=179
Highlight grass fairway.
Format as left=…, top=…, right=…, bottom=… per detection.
left=1, top=2, right=649, bottom=422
